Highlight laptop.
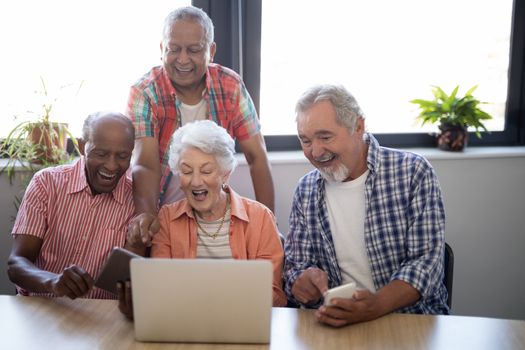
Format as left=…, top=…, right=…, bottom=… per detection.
left=130, top=258, right=273, bottom=344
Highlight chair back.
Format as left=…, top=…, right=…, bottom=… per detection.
left=444, top=242, right=454, bottom=309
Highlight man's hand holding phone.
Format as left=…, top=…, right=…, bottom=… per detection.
left=323, top=282, right=357, bottom=306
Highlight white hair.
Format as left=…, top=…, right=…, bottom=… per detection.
left=168, top=120, right=237, bottom=175
left=162, top=6, right=214, bottom=46
left=295, top=84, right=365, bottom=132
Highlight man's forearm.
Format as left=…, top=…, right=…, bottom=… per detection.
left=7, top=256, right=56, bottom=294
left=249, top=158, right=275, bottom=212
left=375, top=280, right=421, bottom=316
left=132, top=165, right=161, bottom=215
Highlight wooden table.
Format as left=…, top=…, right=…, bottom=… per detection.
left=1, top=295, right=524, bottom=349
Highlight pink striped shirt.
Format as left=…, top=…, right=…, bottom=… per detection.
left=11, top=158, right=134, bottom=299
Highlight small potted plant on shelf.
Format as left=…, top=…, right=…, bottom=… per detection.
left=0, top=77, right=81, bottom=184
left=410, top=85, right=493, bottom=151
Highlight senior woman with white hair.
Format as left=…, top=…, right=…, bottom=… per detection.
left=120, top=120, right=286, bottom=317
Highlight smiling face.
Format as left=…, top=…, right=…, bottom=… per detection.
left=83, top=116, right=134, bottom=195
left=297, top=100, right=368, bottom=182
left=161, top=19, right=216, bottom=96
left=178, top=146, right=229, bottom=220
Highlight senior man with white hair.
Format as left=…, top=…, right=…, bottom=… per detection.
left=284, top=84, right=449, bottom=327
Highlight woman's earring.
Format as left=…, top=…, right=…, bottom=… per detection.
left=222, top=183, right=227, bottom=191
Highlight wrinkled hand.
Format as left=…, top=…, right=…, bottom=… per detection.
left=49, top=265, right=94, bottom=299
left=117, top=280, right=134, bottom=320
left=291, top=267, right=328, bottom=305
left=315, top=289, right=380, bottom=327
left=127, top=212, right=160, bottom=248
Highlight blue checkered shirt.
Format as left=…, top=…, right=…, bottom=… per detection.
left=284, top=133, right=449, bottom=314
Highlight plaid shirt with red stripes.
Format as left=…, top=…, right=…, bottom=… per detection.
left=126, top=64, right=260, bottom=200
left=11, top=158, right=134, bottom=299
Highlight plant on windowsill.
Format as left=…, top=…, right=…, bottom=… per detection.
left=410, top=85, right=493, bottom=151
left=0, top=77, right=82, bottom=216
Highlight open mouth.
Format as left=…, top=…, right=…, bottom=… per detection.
left=192, top=189, right=208, bottom=201
left=175, top=66, right=193, bottom=73
left=315, top=153, right=336, bottom=165
left=98, top=170, right=117, bottom=182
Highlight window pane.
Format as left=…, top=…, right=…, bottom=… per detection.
left=1, top=0, right=189, bottom=137
left=260, top=0, right=513, bottom=136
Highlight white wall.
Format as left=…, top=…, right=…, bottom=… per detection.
left=428, top=154, right=525, bottom=319
left=0, top=170, right=28, bottom=296
left=1, top=148, right=525, bottom=320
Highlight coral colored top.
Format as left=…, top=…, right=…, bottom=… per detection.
left=151, top=188, right=287, bottom=307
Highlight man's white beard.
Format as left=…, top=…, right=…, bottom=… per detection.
left=319, top=163, right=350, bottom=182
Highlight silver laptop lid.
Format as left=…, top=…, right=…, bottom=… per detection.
left=130, top=258, right=273, bottom=344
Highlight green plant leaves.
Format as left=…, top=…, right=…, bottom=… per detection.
left=410, top=85, right=493, bottom=138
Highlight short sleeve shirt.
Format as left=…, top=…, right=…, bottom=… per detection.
left=126, top=64, right=260, bottom=199
left=11, top=158, right=135, bottom=299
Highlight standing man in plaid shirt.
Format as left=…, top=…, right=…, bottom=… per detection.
left=284, top=84, right=449, bottom=327
left=126, top=6, right=274, bottom=246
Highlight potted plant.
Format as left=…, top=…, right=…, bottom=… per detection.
left=0, top=77, right=81, bottom=185
left=410, top=85, right=493, bottom=151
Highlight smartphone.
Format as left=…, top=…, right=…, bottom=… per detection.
left=95, top=247, right=142, bottom=295
left=323, top=282, right=357, bottom=306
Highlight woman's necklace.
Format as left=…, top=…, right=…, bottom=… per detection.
left=194, top=196, right=230, bottom=239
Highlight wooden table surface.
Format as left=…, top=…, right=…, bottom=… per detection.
left=0, top=295, right=524, bottom=350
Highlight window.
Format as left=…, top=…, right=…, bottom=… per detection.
left=227, top=0, right=523, bottom=149
left=3, top=0, right=524, bottom=149
left=1, top=0, right=190, bottom=138
left=257, top=0, right=522, bottom=148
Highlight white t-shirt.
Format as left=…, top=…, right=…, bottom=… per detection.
left=180, top=99, right=208, bottom=126
left=324, top=170, right=376, bottom=292
left=161, top=99, right=208, bottom=206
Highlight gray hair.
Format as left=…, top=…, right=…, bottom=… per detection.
left=82, top=111, right=135, bottom=143
left=295, top=84, right=365, bottom=132
left=168, top=120, right=237, bottom=175
left=162, top=6, right=214, bottom=46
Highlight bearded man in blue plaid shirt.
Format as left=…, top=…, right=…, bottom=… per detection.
left=284, top=84, right=449, bottom=327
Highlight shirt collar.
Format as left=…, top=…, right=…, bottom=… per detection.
left=110, top=170, right=132, bottom=205
left=364, top=132, right=381, bottom=174
left=160, top=67, right=177, bottom=97
left=67, top=157, right=89, bottom=194
left=161, top=65, right=212, bottom=100
left=227, top=186, right=249, bottom=222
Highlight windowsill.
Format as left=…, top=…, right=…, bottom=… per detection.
left=236, top=146, right=525, bottom=165
left=400, top=146, right=525, bottom=160
left=2, top=146, right=525, bottom=170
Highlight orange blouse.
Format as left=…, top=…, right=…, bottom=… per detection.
left=151, top=188, right=287, bottom=307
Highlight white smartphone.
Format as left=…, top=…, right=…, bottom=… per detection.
left=323, top=282, right=357, bottom=306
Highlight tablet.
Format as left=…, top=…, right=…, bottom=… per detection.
left=95, top=247, right=143, bottom=295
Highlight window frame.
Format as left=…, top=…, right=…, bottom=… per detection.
left=198, top=0, right=525, bottom=150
